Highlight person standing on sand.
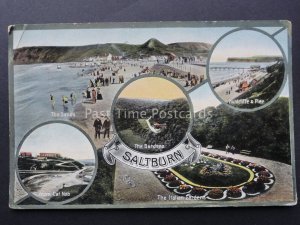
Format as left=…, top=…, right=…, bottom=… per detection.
left=62, top=95, right=68, bottom=105
left=97, top=88, right=103, bottom=100
left=86, top=87, right=91, bottom=99
left=103, top=117, right=111, bottom=139
left=92, top=88, right=97, bottom=103
left=93, top=118, right=102, bottom=139
left=89, top=79, right=95, bottom=87
left=105, top=78, right=109, bottom=86
left=50, top=94, right=55, bottom=109
left=185, top=80, right=189, bottom=87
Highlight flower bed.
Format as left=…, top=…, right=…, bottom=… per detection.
left=190, top=187, right=207, bottom=196
left=154, top=152, right=275, bottom=201
left=227, top=187, right=242, bottom=198
left=207, top=188, right=224, bottom=199
left=157, top=170, right=171, bottom=178
left=247, top=163, right=256, bottom=169
left=240, top=161, right=250, bottom=166
left=175, top=184, right=192, bottom=194
left=164, top=174, right=177, bottom=182
left=167, top=180, right=182, bottom=188
left=254, top=165, right=266, bottom=172
left=243, top=181, right=265, bottom=194
left=225, top=157, right=233, bottom=162
left=258, top=171, right=271, bottom=177
left=257, top=176, right=270, bottom=183
left=233, top=159, right=241, bottom=164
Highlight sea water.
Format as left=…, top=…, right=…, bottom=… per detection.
left=209, top=62, right=276, bottom=84
left=13, top=63, right=93, bottom=149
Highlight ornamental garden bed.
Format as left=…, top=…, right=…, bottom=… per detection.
left=154, top=151, right=275, bottom=201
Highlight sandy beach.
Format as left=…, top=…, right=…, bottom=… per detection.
left=214, top=70, right=268, bottom=103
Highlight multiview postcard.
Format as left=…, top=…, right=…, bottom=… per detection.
left=8, top=21, right=296, bottom=208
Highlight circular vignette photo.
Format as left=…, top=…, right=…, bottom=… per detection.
left=208, top=29, right=286, bottom=110
left=112, top=76, right=193, bottom=153
left=17, top=122, right=97, bottom=203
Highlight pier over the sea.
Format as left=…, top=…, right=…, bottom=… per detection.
left=210, top=66, right=250, bottom=71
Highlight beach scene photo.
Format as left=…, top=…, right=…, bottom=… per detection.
left=208, top=30, right=285, bottom=109
left=113, top=77, right=191, bottom=153
left=12, top=27, right=226, bottom=151
left=17, top=123, right=96, bottom=202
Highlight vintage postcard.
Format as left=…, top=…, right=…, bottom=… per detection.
left=8, top=21, right=296, bottom=208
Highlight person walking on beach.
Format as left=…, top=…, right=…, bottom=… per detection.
left=82, top=91, right=87, bottom=102
left=86, top=88, right=91, bottom=98
left=105, top=78, right=109, bottom=86
left=89, top=79, right=95, bottom=87
left=103, top=117, right=111, bottom=139
left=50, top=94, right=55, bottom=109
left=92, top=88, right=97, bottom=103
left=97, top=88, right=103, bottom=100
left=93, top=118, right=102, bottom=139
left=70, top=92, right=76, bottom=105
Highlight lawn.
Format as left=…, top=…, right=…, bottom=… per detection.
left=173, top=157, right=252, bottom=188
left=119, top=129, right=146, bottom=148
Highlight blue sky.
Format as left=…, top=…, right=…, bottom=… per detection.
left=189, top=83, right=220, bottom=112
left=13, top=27, right=233, bottom=49
left=275, top=28, right=288, bottom=60
left=210, top=30, right=284, bottom=62
left=19, top=123, right=95, bottom=160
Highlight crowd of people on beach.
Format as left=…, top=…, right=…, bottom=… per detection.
left=149, top=64, right=205, bottom=87
left=48, top=58, right=209, bottom=145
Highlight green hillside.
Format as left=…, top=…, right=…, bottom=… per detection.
left=13, top=38, right=211, bottom=64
